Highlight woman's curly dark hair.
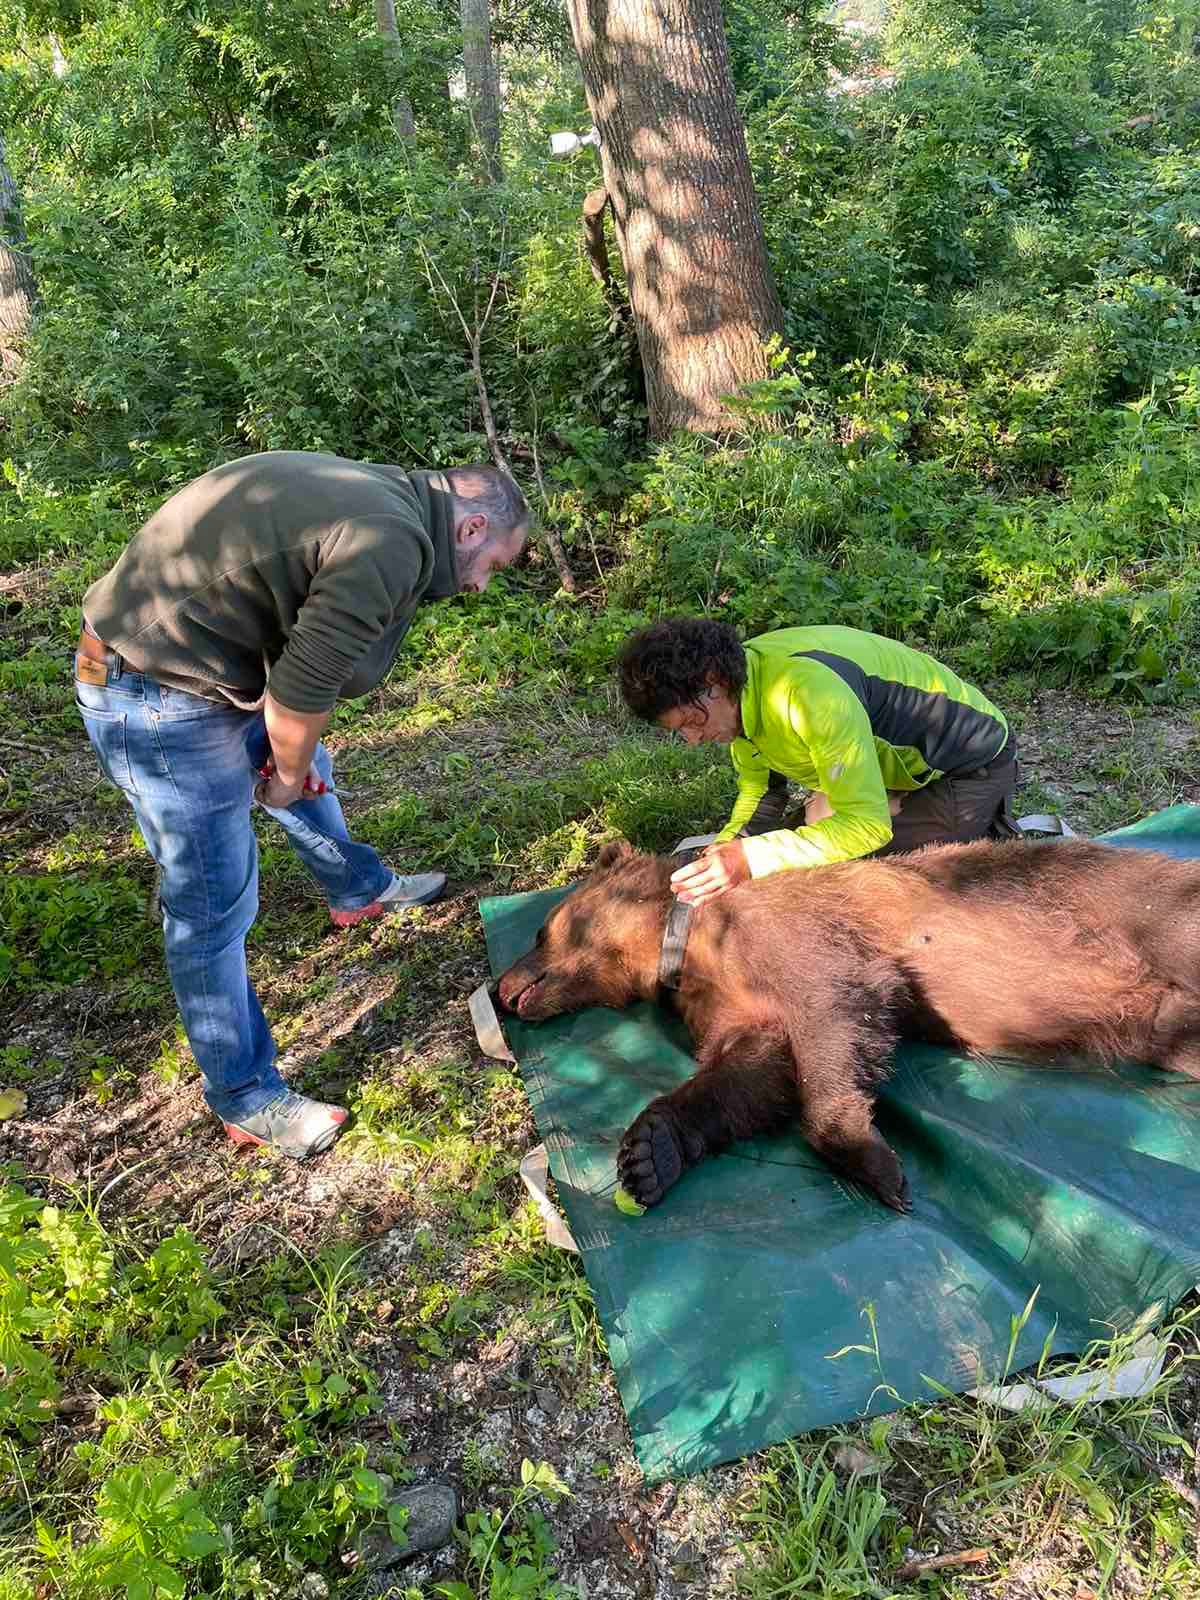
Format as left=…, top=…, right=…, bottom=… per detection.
left=617, top=617, right=747, bottom=722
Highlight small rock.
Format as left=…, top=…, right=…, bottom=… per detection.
left=833, top=1442, right=888, bottom=1476
left=534, top=1385, right=562, bottom=1418
left=670, top=1538, right=704, bottom=1582
left=298, top=1575, right=329, bottom=1600
left=342, top=1483, right=460, bottom=1573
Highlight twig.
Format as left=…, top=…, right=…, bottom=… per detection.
left=529, top=399, right=587, bottom=594
left=1031, top=1377, right=1200, bottom=1513
left=1093, top=1415, right=1200, bottom=1513
left=418, top=238, right=576, bottom=593
left=895, top=1548, right=990, bottom=1580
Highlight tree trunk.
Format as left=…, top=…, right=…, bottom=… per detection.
left=460, top=0, right=502, bottom=181
left=0, top=139, right=36, bottom=349
left=375, top=0, right=416, bottom=138
left=565, top=0, right=783, bottom=438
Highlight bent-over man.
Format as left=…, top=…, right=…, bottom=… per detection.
left=617, top=619, right=1017, bottom=906
left=76, top=451, right=529, bottom=1156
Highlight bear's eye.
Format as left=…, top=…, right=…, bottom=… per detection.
left=536, top=926, right=547, bottom=947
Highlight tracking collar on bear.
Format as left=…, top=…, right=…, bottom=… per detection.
left=657, top=896, right=694, bottom=993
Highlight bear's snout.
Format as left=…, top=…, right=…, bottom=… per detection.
left=497, top=957, right=550, bottom=1018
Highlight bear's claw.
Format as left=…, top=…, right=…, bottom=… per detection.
left=617, top=1106, right=692, bottom=1208
left=886, top=1170, right=914, bottom=1214
left=858, top=1135, right=912, bottom=1214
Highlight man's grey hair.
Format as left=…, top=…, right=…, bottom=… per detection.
left=445, top=465, right=530, bottom=537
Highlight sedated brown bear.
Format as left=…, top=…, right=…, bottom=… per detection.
left=496, top=837, right=1200, bottom=1213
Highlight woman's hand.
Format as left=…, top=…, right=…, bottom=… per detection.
left=669, top=840, right=751, bottom=906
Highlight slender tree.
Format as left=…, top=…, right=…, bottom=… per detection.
left=460, top=0, right=502, bottom=181
left=0, top=138, right=36, bottom=353
left=565, top=0, right=783, bottom=437
left=375, top=0, right=417, bottom=137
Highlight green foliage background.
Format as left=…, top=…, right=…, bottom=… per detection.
left=1, top=0, right=1196, bottom=707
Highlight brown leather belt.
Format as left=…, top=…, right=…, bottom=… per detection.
left=75, top=623, right=123, bottom=686
left=76, top=626, right=109, bottom=663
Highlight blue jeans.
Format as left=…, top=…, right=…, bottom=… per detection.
left=75, top=664, right=392, bottom=1122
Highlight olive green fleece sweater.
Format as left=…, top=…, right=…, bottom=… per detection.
left=82, top=451, right=460, bottom=713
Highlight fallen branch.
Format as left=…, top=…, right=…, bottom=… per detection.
left=895, top=1548, right=990, bottom=1581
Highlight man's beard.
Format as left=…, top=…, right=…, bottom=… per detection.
left=457, top=542, right=485, bottom=591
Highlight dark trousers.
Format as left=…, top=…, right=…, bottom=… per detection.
left=876, top=738, right=1020, bottom=855
left=740, top=742, right=1020, bottom=853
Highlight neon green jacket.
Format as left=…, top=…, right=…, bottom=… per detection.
left=714, top=626, right=1009, bottom=877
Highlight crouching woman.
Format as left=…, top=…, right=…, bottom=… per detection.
left=617, top=619, right=1018, bottom=906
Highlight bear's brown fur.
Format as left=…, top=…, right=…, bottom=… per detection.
left=496, top=837, right=1200, bottom=1211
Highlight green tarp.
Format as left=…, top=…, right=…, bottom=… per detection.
left=480, top=806, right=1200, bottom=1481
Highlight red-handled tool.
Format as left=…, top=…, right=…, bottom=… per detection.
left=257, top=758, right=328, bottom=796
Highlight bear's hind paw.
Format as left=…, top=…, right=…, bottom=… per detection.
left=860, top=1138, right=912, bottom=1214
left=885, top=1170, right=914, bottom=1214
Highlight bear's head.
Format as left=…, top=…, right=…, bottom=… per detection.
left=496, top=841, right=671, bottom=1021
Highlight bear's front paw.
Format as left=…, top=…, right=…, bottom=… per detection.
left=617, top=1104, right=702, bottom=1208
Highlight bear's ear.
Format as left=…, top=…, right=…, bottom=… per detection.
left=595, top=839, right=635, bottom=872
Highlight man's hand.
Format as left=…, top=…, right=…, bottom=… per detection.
left=669, top=839, right=751, bottom=906
left=256, top=771, right=305, bottom=809
left=257, top=693, right=332, bottom=809
left=255, top=758, right=325, bottom=810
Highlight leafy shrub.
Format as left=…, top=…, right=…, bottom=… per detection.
left=0, top=871, right=151, bottom=991
left=35, top=1461, right=223, bottom=1600
left=0, top=1183, right=226, bottom=1439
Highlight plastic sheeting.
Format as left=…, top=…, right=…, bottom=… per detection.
left=479, top=806, right=1200, bottom=1480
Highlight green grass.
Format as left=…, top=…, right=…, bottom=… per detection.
left=3, top=533, right=1200, bottom=1599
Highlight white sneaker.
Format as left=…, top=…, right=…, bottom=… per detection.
left=329, top=871, right=447, bottom=927
left=223, top=1091, right=348, bottom=1157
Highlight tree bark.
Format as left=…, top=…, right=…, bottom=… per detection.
left=460, top=0, right=502, bottom=181
left=375, top=0, right=417, bottom=138
left=565, top=0, right=783, bottom=437
left=0, top=139, right=36, bottom=349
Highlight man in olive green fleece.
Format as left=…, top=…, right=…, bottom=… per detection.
left=75, top=451, right=529, bottom=1157
left=618, top=618, right=1018, bottom=906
